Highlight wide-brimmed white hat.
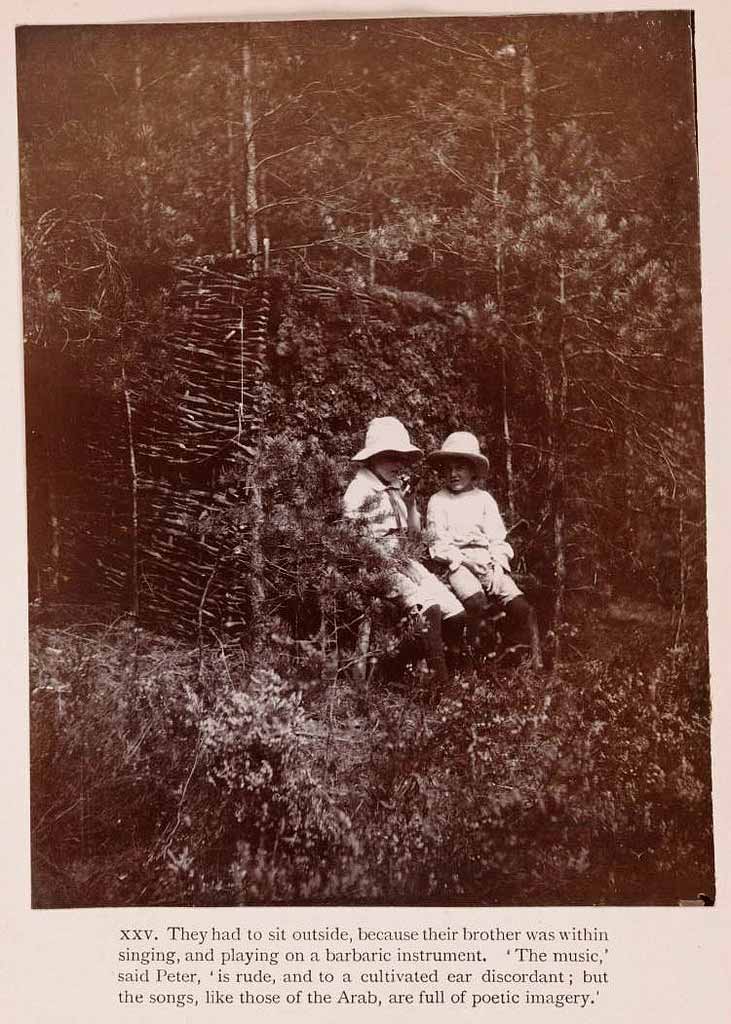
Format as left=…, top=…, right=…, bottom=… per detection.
left=427, top=431, right=490, bottom=473
left=351, top=416, right=422, bottom=463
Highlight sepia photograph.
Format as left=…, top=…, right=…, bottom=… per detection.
left=18, top=11, right=714, bottom=910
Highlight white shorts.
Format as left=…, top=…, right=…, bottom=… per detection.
left=448, top=560, right=522, bottom=605
left=388, top=559, right=464, bottom=619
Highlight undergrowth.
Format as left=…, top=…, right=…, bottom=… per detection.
left=29, top=611, right=713, bottom=907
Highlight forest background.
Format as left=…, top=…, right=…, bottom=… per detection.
left=17, top=11, right=714, bottom=908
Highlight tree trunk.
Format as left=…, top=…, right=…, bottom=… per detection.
left=500, top=345, right=515, bottom=522
left=134, top=52, right=153, bottom=252
left=246, top=465, right=265, bottom=649
left=226, top=64, right=238, bottom=254
left=673, top=503, right=686, bottom=646
left=368, top=213, right=377, bottom=286
left=493, top=84, right=514, bottom=518
left=47, top=474, right=60, bottom=595
left=259, top=168, right=271, bottom=271
left=520, top=40, right=539, bottom=201
left=608, top=358, right=630, bottom=592
left=552, top=258, right=568, bottom=629
left=492, top=83, right=505, bottom=312
left=122, top=375, right=139, bottom=619
left=489, top=81, right=511, bottom=520
left=242, top=37, right=259, bottom=259
left=240, top=284, right=271, bottom=649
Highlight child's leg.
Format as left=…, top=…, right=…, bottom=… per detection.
left=389, top=561, right=465, bottom=687
left=412, top=567, right=464, bottom=684
left=461, top=591, right=490, bottom=649
left=422, top=603, right=450, bottom=686
left=477, top=567, right=543, bottom=669
left=504, top=595, right=543, bottom=669
left=445, top=565, right=494, bottom=655
left=421, top=608, right=470, bottom=693
left=441, top=608, right=467, bottom=670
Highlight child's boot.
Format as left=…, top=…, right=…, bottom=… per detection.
left=505, top=595, right=543, bottom=669
left=462, top=591, right=496, bottom=662
left=442, top=610, right=467, bottom=672
left=422, top=602, right=450, bottom=697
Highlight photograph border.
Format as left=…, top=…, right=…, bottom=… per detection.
left=2, top=0, right=730, bottom=1020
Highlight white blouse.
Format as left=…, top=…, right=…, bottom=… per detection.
left=426, top=487, right=512, bottom=572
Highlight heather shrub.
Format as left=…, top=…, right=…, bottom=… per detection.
left=29, top=614, right=713, bottom=906
left=30, top=620, right=361, bottom=907
left=350, top=642, right=713, bottom=905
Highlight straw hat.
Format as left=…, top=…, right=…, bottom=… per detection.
left=351, top=417, right=422, bottom=463
left=427, top=431, right=490, bottom=473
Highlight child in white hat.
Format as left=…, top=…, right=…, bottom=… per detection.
left=343, top=417, right=465, bottom=687
left=426, top=431, right=542, bottom=669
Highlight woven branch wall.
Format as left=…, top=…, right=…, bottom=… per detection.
left=27, top=259, right=467, bottom=636
left=121, top=261, right=271, bottom=636
left=129, top=267, right=414, bottom=636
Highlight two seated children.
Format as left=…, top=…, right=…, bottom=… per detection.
left=343, top=417, right=542, bottom=682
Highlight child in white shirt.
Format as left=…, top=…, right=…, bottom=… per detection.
left=426, top=431, right=542, bottom=669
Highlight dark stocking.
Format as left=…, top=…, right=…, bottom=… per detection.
left=422, top=603, right=450, bottom=686
left=442, top=610, right=466, bottom=670
left=462, top=591, right=490, bottom=652
left=505, top=595, right=543, bottom=669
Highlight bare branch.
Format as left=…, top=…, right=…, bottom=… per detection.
left=386, top=26, right=498, bottom=65
left=251, top=80, right=324, bottom=130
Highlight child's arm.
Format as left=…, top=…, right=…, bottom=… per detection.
left=487, top=539, right=515, bottom=571
left=479, top=493, right=514, bottom=569
left=426, top=493, right=464, bottom=572
left=480, top=492, right=509, bottom=543
left=401, top=474, right=422, bottom=539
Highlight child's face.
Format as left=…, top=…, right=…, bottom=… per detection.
left=445, top=457, right=477, bottom=494
left=370, top=452, right=408, bottom=485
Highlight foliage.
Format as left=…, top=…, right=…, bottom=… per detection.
left=30, top=619, right=357, bottom=907
left=29, top=615, right=713, bottom=907
left=19, top=13, right=705, bottom=620
left=267, top=286, right=486, bottom=458
left=355, top=641, right=712, bottom=905
left=198, top=431, right=432, bottom=681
